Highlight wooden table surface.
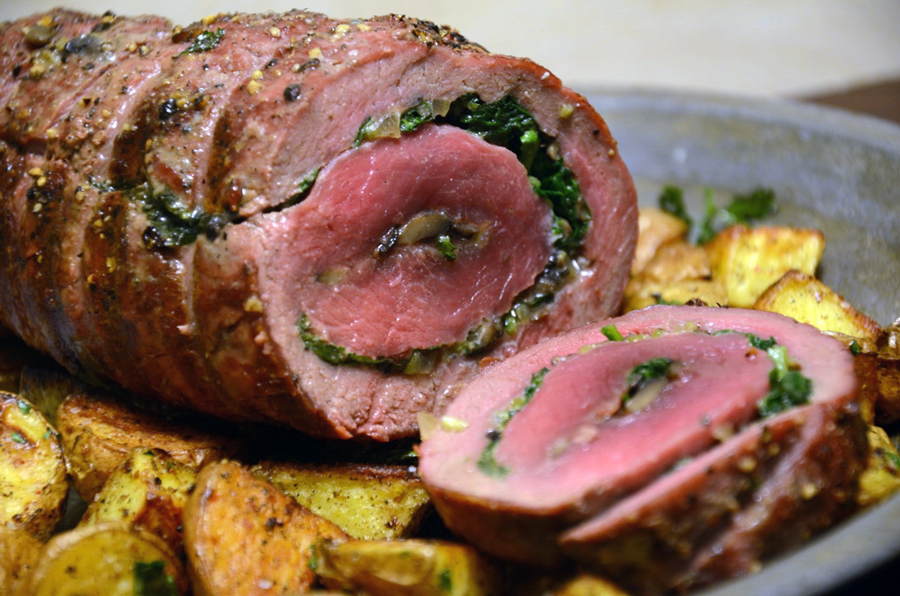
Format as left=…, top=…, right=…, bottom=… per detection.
left=802, top=79, right=900, bottom=125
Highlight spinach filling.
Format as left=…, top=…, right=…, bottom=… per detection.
left=718, top=331, right=814, bottom=418
left=478, top=367, right=549, bottom=477
left=301, top=94, right=590, bottom=370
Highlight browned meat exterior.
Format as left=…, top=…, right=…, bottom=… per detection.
left=0, top=9, right=637, bottom=439
left=418, top=306, right=866, bottom=593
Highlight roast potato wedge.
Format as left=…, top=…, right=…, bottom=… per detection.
left=631, top=207, right=690, bottom=277
left=705, top=224, right=825, bottom=307
left=0, top=392, right=67, bottom=540
left=0, top=526, right=42, bottom=595
left=250, top=461, right=432, bottom=540
left=857, top=425, right=900, bottom=508
left=56, top=390, right=236, bottom=501
left=21, top=521, right=188, bottom=595
left=81, top=448, right=197, bottom=554
left=545, top=573, right=632, bottom=596
left=184, top=460, right=348, bottom=596
left=317, top=538, right=504, bottom=596
left=752, top=270, right=881, bottom=340
left=622, top=279, right=726, bottom=312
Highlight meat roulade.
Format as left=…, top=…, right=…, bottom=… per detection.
left=418, top=306, right=866, bottom=593
left=0, top=10, right=637, bottom=439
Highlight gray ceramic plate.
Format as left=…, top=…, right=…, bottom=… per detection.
left=582, top=87, right=900, bottom=596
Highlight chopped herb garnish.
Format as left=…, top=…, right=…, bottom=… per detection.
left=849, top=340, right=862, bottom=355
left=308, top=544, right=319, bottom=571
left=602, top=324, right=624, bottom=341
left=885, top=451, right=900, bottom=471
left=438, top=568, right=453, bottom=593
left=478, top=368, right=549, bottom=477
left=697, top=186, right=777, bottom=244
left=659, top=185, right=777, bottom=244
left=16, top=400, right=31, bottom=415
left=133, top=560, right=178, bottom=596
left=658, top=185, right=692, bottom=227
left=10, top=431, right=27, bottom=444
left=179, top=28, right=225, bottom=56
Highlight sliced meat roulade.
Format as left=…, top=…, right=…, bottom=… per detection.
left=0, top=9, right=637, bottom=439
left=418, top=305, right=866, bottom=593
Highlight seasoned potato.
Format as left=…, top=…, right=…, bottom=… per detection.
left=753, top=270, right=881, bottom=339
left=622, top=279, right=726, bottom=313
left=0, top=526, right=42, bottom=595
left=318, top=538, right=504, bottom=596
left=631, top=207, right=690, bottom=276
left=184, top=460, right=348, bottom=596
left=871, top=318, right=900, bottom=425
left=0, top=392, right=67, bottom=540
left=18, top=360, right=89, bottom=427
left=21, top=521, right=188, bottom=595
left=545, top=573, right=632, bottom=596
left=251, top=461, right=432, bottom=540
left=705, top=225, right=825, bottom=307
left=81, top=448, right=197, bottom=554
left=857, top=425, right=900, bottom=507
left=56, top=391, right=236, bottom=501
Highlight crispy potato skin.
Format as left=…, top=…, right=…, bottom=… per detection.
left=184, top=460, right=348, bottom=596
left=0, top=526, right=42, bottom=595
left=630, top=207, right=689, bottom=277
left=22, top=521, right=188, bottom=595
left=250, top=461, right=432, bottom=540
left=705, top=224, right=825, bottom=308
left=81, top=448, right=197, bottom=554
left=0, top=392, right=67, bottom=540
left=753, top=270, right=881, bottom=339
left=56, top=391, right=236, bottom=501
left=318, top=538, right=504, bottom=596
left=858, top=425, right=900, bottom=507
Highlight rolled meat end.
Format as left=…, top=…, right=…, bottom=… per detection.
left=0, top=10, right=637, bottom=439
left=418, top=305, right=867, bottom=591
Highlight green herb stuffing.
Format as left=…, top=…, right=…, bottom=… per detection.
left=392, top=94, right=590, bottom=251
left=478, top=368, right=549, bottom=477
left=179, top=28, right=225, bottom=56
left=758, top=369, right=813, bottom=417
left=129, top=184, right=225, bottom=248
left=435, top=235, right=457, bottom=261
left=602, top=324, right=624, bottom=342
left=741, top=333, right=813, bottom=417
left=625, top=357, right=673, bottom=401
left=849, top=340, right=862, bottom=355
left=298, top=314, right=438, bottom=373
left=133, top=560, right=178, bottom=596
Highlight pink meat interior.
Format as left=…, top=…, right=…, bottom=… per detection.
left=261, top=123, right=552, bottom=359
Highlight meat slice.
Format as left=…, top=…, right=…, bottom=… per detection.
left=418, top=306, right=866, bottom=592
left=0, top=10, right=637, bottom=439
